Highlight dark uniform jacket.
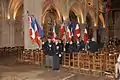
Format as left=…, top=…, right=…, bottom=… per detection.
left=42, top=41, right=48, bottom=55
left=68, top=43, right=74, bottom=54
left=72, top=42, right=77, bottom=52
left=58, top=42, right=64, bottom=53
left=46, top=42, right=54, bottom=56
left=80, top=40, right=85, bottom=51
left=65, top=42, right=70, bottom=53
left=75, top=42, right=81, bottom=52
left=53, top=43, right=62, bottom=57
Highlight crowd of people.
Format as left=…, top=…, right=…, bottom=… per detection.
left=42, top=37, right=101, bottom=71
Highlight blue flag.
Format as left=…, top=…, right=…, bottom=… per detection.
left=69, top=22, right=76, bottom=36
left=31, top=16, right=35, bottom=30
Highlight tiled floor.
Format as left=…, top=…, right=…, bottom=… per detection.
left=0, top=56, right=109, bottom=80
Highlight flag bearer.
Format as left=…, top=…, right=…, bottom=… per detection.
left=53, top=39, right=61, bottom=71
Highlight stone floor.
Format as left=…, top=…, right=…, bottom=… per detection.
left=0, top=56, right=111, bottom=80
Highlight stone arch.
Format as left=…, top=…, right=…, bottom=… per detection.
left=42, top=3, right=62, bottom=24
left=69, top=2, right=84, bottom=24
left=8, top=0, right=24, bottom=46
left=8, top=0, right=23, bottom=19
left=41, top=3, right=62, bottom=38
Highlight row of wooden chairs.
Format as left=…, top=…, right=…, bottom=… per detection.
left=18, top=49, right=45, bottom=66
left=62, top=52, right=119, bottom=79
left=0, top=46, right=24, bottom=57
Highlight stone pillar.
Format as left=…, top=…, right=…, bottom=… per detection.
left=92, top=27, right=97, bottom=41
left=1, top=20, right=9, bottom=47
left=23, top=0, right=43, bottom=49
left=1, top=19, right=15, bottom=47
left=8, top=19, right=15, bottom=47
left=100, top=28, right=108, bottom=43
left=1, top=0, right=10, bottom=47
left=80, top=24, right=86, bottom=40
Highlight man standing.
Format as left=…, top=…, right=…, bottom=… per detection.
left=46, top=38, right=54, bottom=70
left=53, top=39, right=60, bottom=71
left=58, top=39, right=64, bottom=64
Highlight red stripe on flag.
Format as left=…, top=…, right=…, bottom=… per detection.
left=84, top=29, right=88, bottom=44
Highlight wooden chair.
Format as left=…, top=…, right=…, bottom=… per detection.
left=71, top=52, right=79, bottom=69
left=39, top=50, right=45, bottom=66
left=62, top=53, right=71, bottom=68
left=92, top=53, right=104, bottom=76
left=79, top=52, right=84, bottom=73
left=104, top=54, right=117, bottom=79
left=82, top=53, right=91, bottom=75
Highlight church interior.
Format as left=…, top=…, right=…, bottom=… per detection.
left=0, top=0, right=120, bottom=80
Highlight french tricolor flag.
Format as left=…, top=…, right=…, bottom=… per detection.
left=28, top=15, right=35, bottom=43
left=32, top=16, right=41, bottom=46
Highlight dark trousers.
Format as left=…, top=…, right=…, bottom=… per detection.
left=45, top=55, right=53, bottom=67
left=53, top=54, right=60, bottom=70
left=59, top=56, right=62, bottom=64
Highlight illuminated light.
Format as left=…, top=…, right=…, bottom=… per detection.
left=72, top=8, right=84, bottom=24
left=7, top=14, right=10, bottom=19
left=80, top=11, right=84, bottom=24
left=42, top=16, right=45, bottom=24
left=103, top=24, right=105, bottom=28
left=56, top=9, right=61, bottom=20
left=94, top=23, right=97, bottom=26
left=13, top=11, right=17, bottom=20
left=63, top=16, right=66, bottom=21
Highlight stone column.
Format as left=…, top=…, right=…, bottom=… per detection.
left=8, top=19, right=15, bottom=47
left=1, top=20, right=9, bottom=47
left=100, top=28, right=108, bottom=43
left=80, top=24, right=86, bottom=40
left=1, top=0, right=10, bottom=47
